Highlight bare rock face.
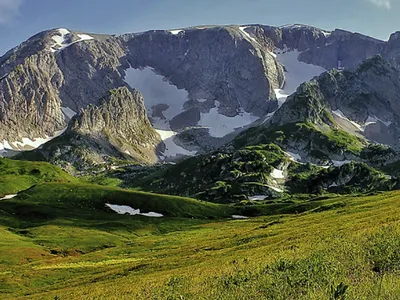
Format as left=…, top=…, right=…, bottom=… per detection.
left=121, top=26, right=284, bottom=119
left=0, top=30, right=128, bottom=143
left=24, top=87, right=160, bottom=170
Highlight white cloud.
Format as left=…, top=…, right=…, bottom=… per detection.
left=0, top=0, right=23, bottom=24
left=367, top=0, right=391, bottom=9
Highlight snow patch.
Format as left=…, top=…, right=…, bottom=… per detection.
left=332, top=160, right=352, bottom=167
left=125, top=67, right=259, bottom=139
left=170, top=30, right=184, bottom=35
left=0, top=140, right=12, bottom=152
left=0, top=194, right=17, bottom=200
left=232, top=215, right=249, bottom=219
left=274, top=50, right=326, bottom=106
left=106, top=204, right=164, bottom=217
left=270, top=168, right=285, bottom=179
left=249, top=195, right=266, bottom=201
left=156, top=129, right=197, bottom=158
left=322, top=31, right=331, bottom=38
left=199, top=101, right=258, bottom=138
left=329, top=182, right=339, bottom=188
left=50, top=29, right=94, bottom=53
left=61, top=107, right=77, bottom=120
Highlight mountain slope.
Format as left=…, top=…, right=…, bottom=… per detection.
left=234, top=55, right=400, bottom=165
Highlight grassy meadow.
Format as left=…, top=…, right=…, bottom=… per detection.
left=1, top=157, right=400, bottom=299
left=0, top=186, right=399, bottom=299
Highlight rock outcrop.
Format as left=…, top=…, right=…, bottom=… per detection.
left=21, top=87, right=160, bottom=171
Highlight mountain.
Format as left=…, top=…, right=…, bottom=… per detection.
left=234, top=55, right=400, bottom=165
left=0, top=24, right=393, bottom=163
left=3, top=24, right=400, bottom=178
left=18, top=87, right=161, bottom=171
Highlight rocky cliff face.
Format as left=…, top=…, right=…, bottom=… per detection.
left=0, top=29, right=127, bottom=144
left=22, top=87, right=160, bottom=171
left=246, top=25, right=386, bottom=69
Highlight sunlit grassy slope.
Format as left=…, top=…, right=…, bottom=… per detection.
left=0, top=187, right=400, bottom=299
left=0, top=158, right=76, bottom=196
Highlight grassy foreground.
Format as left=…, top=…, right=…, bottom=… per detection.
left=0, top=187, right=400, bottom=299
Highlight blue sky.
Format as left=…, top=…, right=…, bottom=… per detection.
left=0, top=0, right=398, bottom=55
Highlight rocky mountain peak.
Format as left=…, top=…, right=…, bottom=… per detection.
left=22, top=86, right=161, bottom=170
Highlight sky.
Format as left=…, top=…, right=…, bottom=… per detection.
left=0, top=0, right=399, bottom=55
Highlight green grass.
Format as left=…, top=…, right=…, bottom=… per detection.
left=0, top=190, right=400, bottom=298
left=0, top=182, right=236, bottom=221
left=234, top=122, right=366, bottom=156
left=1, top=159, right=400, bottom=299
left=0, top=158, right=76, bottom=197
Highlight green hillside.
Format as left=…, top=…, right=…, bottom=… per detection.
left=0, top=158, right=76, bottom=197
left=0, top=188, right=399, bottom=299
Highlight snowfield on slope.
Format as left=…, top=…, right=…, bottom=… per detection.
left=0, top=106, right=76, bottom=156
left=274, top=50, right=326, bottom=106
left=1, top=127, right=67, bottom=154
left=198, top=101, right=258, bottom=138
left=124, top=67, right=259, bottom=137
left=124, top=67, right=190, bottom=129
left=156, top=129, right=197, bottom=159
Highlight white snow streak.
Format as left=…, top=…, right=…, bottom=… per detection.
left=249, top=195, right=266, bottom=201
left=105, top=204, right=164, bottom=217
left=232, top=215, right=249, bottom=219
left=0, top=194, right=17, bottom=200
left=239, top=26, right=259, bottom=44
left=332, top=109, right=363, bottom=131
left=363, top=115, right=392, bottom=128
left=11, top=128, right=67, bottom=151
